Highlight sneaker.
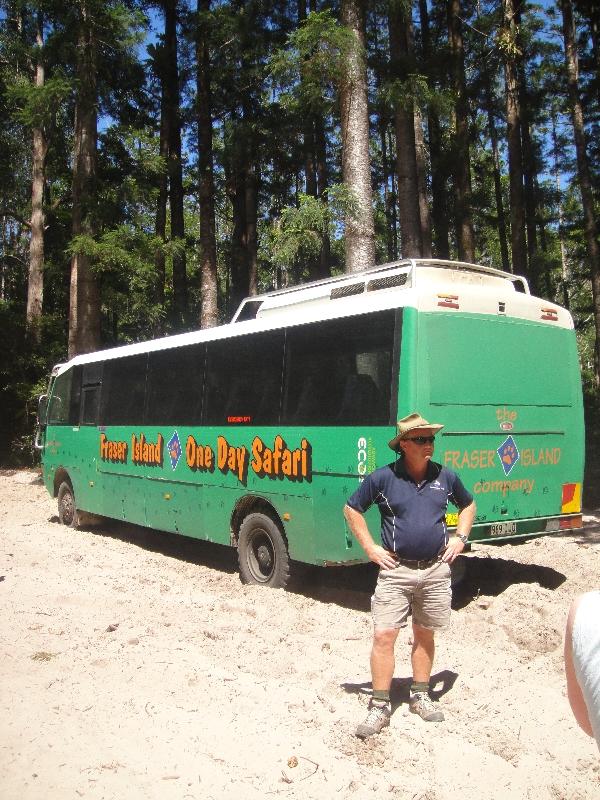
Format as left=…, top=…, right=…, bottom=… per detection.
left=355, top=701, right=391, bottom=738
left=409, top=692, right=444, bottom=722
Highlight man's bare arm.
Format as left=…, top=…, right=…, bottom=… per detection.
left=343, top=504, right=398, bottom=569
left=442, top=500, right=476, bottom=564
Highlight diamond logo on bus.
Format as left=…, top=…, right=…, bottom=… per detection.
left=497, top=436, right=520, bottom=476
left=168, top=431, right=182, bottom=470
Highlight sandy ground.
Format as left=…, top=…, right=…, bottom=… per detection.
left=0, top=469, right=599, bottom=800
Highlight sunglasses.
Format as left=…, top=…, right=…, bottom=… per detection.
left=404, top=435, right=436, bottom=445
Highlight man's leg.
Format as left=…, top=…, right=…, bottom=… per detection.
left=371, top=626, right=401, bottom=691
left=411, top=622, right=435, bottom=683
left=409, top=623, right=443, bottom=721
left=356, top=565, right=412, bottom=739
left=356, top=627, right=400, bottom=738
left=408, top=560, right=450, bottom=723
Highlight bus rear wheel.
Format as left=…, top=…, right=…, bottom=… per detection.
left=57, top=481, right=80, bottom=529
left=238, top=512, right=290, bottom=588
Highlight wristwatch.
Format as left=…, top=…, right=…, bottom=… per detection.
left=457, top=533, right=469, bottom=545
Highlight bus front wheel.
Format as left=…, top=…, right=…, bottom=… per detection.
left=238, top=513, right=290, bottom=588
left=57, top=481, right=80, bottom=529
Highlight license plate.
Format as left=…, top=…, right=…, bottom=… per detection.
left=489, top=521, right=517, bottom=536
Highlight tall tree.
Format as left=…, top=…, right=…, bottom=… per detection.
left=68, top=1, right=101, bottom=357
left=196, top=0, right=218, bottom=328
left=26, top=7, right=47, bottom=342
left=150, top=41, right=169, bottom=316
left=560, top=0, right=600, bottom=386
left=163, top=0, right=187, bottom=327
left=484, top=79, right=510, bottom=272
left=515, top=3, right=543, bottom=294
left=418, top=0, right=450, bottom=258
left=389, top=0, right=422, bottom=258
left=447, top=0, right=474, bottom=261
left=501, top=0, right=527, bottom=275
left=340, top=0, right=375, bottom=272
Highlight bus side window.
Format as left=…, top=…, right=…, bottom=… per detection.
left=336, top=373, right=381, bottom=424
left=146, top=344, right=205, bottom=426
left=203, top=331, right=284, bottom=425
left=80, top=363, right=102, bottom=426
left=100, top=355, right=148, bottom=426
left=282, top=310, right=395, bottom=426
left=47, top=369, right=73, bottom=425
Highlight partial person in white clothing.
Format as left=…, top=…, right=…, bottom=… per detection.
left=564, top=590, right=600, bottom=751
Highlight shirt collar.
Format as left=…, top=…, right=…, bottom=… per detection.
left=393, top=458, right=441, bottom=484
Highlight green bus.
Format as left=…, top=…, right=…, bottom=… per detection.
left=36, top=259, right=584, bottom=587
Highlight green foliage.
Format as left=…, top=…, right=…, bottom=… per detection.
left=495, top=26, right=522, bottom=59
left=6, top=71, right=72, bottom=129
left=270, top=194, right=329, bottom=269
left=380, top=73, right=453, bottom=116
left=270, top=10, right=356, bottom=111
left=0, top=301, right=64, bottom=465
left=268, top=185, right=358, bottom=273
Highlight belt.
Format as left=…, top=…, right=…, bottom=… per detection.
left=390, top=554, right=442, bottom=569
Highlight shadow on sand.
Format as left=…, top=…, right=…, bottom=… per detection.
left=48, top=513, right=568, bottom=614
left=341, top=669, right=459, bottom=712
left=451, top=552, right=566, bottom=610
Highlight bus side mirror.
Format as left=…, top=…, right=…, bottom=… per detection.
left=37, top=394, right=48, bottom=426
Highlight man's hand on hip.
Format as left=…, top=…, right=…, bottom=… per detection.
left=441, top=538, right=465, bottom=564
left=366, top=544, right=399, bottom=570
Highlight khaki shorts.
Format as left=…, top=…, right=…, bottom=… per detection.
left=371, top=560, right=452, bottom=631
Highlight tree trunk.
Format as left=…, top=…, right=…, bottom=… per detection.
left=551, top=109, right=570, bottom=309
left=447, top=0, right=475, bottom=262
left=379, top=116, right=396, bottom=262
left=515, top=13, right=539, bottom=293
left=339, top=0, right=375, bottom=272
left=298, top=0, right=321, bottom=280
left=521, top=113, right=540, bottom=291
left=315, top=113, right=332, bottom=277
left=414, top=107, right=432, bottom=257
left=502, top=0, right=527, bottom=276
left=227, top=154, right=248, bottom=314
left=389, top=0, right=422, bottom=258
left=419, top=0, right=449, bottom=259
left=26, top=10, right=47, bottom=343
left=68, top=2, right=101, bottom=358
left=164, top=0, right=187, bottom=328
left=245, top=162, right=258, bottom=296
left=577, top=2, right=600, bottom=105
left=484, top=80, right=510, bottom=272
left=309, top=0, right=331, bottom=278
left=561, top=0, right=600, bottom=386
left=154, top=80, right=168, bottom=318
left=196, top=0, right=218, bottom=328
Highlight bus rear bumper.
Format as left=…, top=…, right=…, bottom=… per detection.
left=466, top=513, right=583, bottom=545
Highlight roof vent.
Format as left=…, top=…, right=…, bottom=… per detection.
left=367, top=273, right=407, bottom=292
left=330, top=282, right=365, bottom=299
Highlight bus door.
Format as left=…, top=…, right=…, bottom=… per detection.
left=141, top=346, right=207, bottom=540
left=142, top=434, right=207, bottom=539
left=95, top=356, right=148, bottom=526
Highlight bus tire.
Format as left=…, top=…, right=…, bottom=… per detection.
left=238, top=512, right=290, bottom=588
left=57, top=481, right=80, bottom=529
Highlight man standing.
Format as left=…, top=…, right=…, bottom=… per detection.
left=343, top=412, right=475, bottom=738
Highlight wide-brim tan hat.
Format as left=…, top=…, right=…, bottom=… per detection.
left=388, top=412, right=444, bottom=451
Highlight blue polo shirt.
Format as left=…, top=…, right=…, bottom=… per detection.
left=346, top=459, right=473, bottom=560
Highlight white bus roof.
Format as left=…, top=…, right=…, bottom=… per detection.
left=55, top=259, right=572, bottom=375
